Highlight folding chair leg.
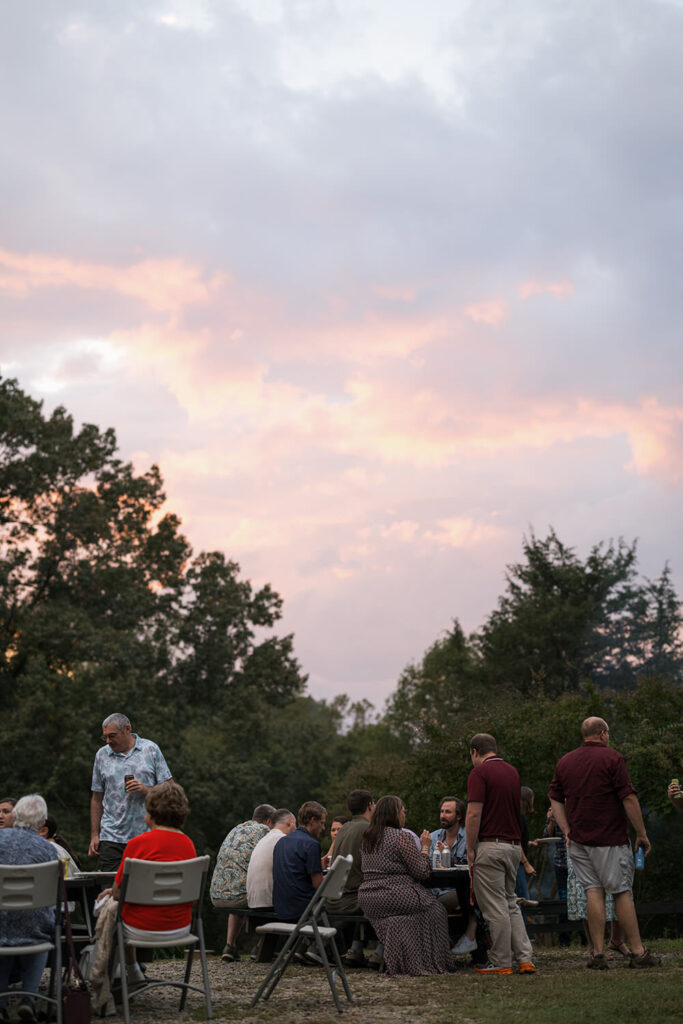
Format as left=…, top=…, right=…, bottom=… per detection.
left=250, top=931, right=304, bottom=1007
left=327, top=932, right=354, bottom=1004
left=197, top=922, right=213, bottom=1020
left=312, top=931, right=344, bottom=1014
left=177, top=947, right=193, bottom=1010
left=117, top=929, right=131, bottom=1024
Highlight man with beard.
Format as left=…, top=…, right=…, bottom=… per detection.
left=430, top=796, right=479, bottom=955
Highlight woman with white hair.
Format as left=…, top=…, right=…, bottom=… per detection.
left=0, top=794, right=58, bottom=1024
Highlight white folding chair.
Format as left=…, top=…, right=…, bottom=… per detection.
left=0, top=860, right=63, bottom=1024
left=250, top=853, right=355, bottom=1014
left=113, top=856, right=212, bottom=1024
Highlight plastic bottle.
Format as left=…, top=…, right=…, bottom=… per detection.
left=634, top=846, right=645, bottom=869
left=432, top=847, right=442, bottom=870
left=441, top=844, right=451, bottom=868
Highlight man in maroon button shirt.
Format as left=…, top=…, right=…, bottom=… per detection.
left=549, top=717, right=660, bottom=968
left=466, top=733, right=534, bottom=974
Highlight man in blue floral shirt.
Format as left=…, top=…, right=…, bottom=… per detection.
left=210, top=804, right=276, bottom=962
left=89, top=713, right=172, bottom=871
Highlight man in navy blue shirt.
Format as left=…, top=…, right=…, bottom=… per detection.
left=272, top=801, right=327, bottom=921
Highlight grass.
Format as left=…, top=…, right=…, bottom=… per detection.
left=186, top=942, right=683, bottom=1024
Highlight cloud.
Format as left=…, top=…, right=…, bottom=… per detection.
left=464, top=300, right=509, bottom=327
left=0, top=248, right=222, bottom=313
left=1, top=0, right=683, bottom=706
left=519, top=279, right=575, bottom=300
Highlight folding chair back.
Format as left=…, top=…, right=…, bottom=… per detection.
left=0, top=860, right=63, bottom=1024
left=113, top=855, right=211, bottom=1024
left=0, top=860, right=61, bottom=911
left=120, top=856, right=206, bottom=905
left=319, top=855, right=354, bottom=903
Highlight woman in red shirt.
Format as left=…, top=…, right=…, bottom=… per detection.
left=110, top=781, right=196, bottom=984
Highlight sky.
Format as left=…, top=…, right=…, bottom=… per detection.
left=1, top=0, right=682, bottom=709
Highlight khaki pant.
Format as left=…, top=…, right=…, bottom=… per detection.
left=473, top=841, right=533, bottom=968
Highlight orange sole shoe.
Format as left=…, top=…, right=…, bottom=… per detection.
left=518, top=962, right=536, bottom=973
left=475, top=963, right=513, bottom=975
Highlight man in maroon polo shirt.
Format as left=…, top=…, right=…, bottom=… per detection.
left=549, top=716, right=660, bottom=969
left=466, top=733, right=535, bottom=975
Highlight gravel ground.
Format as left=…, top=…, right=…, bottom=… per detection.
left=78, top=945, right=681, bottom=1024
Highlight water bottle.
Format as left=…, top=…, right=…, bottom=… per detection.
left=634, top=846, right=645, bottom=869
left=432, top=848, right=441, bottom=870
left=441, top=844, right=451, bottom=868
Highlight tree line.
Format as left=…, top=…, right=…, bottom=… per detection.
left=1, top=375, right=681, bottom=920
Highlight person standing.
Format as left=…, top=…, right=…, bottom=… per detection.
left=466, top=733, right=535, bottom=975
left=549, top=716, right=660, bottom=969
left=89, top=713, right=172, bottom=871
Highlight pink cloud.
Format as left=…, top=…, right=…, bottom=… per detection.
left=464, top=299, right=508, bottom=327
left=0, top=246, right=224, bottom=313
left=519, top=278, right=575, bottom=300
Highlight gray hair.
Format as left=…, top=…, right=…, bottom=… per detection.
left=272, top=808, right=295, bottom=828
left=14, top=794, right=48, bottom=832
left=103, top=713, right=131, bottom=732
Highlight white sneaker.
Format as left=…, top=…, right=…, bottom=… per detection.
left=451, top=935, right=478, bottom=954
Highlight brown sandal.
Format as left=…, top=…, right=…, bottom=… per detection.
left=608, top=939, right=630, bottom=959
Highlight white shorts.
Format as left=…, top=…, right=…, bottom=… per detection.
left=567, top=841, right=634, bottom=895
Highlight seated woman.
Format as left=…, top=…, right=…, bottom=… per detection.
left=39, top=816, right=81, bottom=877
left=326, top=815, right=349, bottom=861
left=107, top=782, right=196, bottom=984
left=0, top=797, right=16, bottom=829
left=358, top=795, right=455, bottom=976
left=0, top=794, right=58, bottom=1024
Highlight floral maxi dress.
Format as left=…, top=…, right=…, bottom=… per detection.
left=358, top=827, right=456, bottom=976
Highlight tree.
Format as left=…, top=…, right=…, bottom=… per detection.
left=476, top=529, right=682, bottom=696
left=383, top=621, right=483, bottom=745
left=0, top=377, right=307, bottom=854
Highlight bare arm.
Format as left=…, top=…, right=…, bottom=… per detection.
left=465, top=802, right=483, bottom=867
left=89, top=792, right=104, bottom=856
left=622, top=793, right=651, bottom=856
left=549, top=799, right=570, bottom=840
left=667, top=781, right=682, bottom=810
left=124, top=776, right=172, bottom=796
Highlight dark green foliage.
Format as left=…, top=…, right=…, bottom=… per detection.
left=477, top=528, right=682, bottom=696
left=3, top=375, right=682, bottom=926
left=0, top=376, right=308, bottom=859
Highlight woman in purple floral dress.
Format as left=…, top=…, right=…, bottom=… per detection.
left=358, top=795, right=456, bottom=976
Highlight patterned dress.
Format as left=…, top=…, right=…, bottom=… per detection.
left=358, top=827, right=456, bottom=976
